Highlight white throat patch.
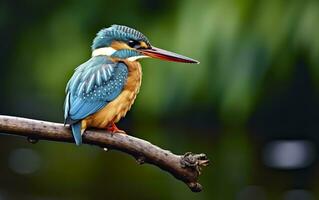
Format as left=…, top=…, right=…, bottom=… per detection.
left=92, top=47, right=149, bottom=61
left=92, top=47, right=116, bottom=57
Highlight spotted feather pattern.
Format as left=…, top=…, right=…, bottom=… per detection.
left=64, top=56, right=128, bottom=124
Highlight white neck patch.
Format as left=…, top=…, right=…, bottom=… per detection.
left=92, top=47, right=116, bottom=57
left=92, top=47, right=149, bottom=61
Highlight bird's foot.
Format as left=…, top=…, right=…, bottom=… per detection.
left=106, top=123, right=126, bottom=134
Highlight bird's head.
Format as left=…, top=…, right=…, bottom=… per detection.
left=91, top=24, right=199, bottom=63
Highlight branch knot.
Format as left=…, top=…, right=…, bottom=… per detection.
left=180, top=152, right=209, bottom=175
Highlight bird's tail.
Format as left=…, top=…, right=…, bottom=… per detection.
left=71, top=122, right=82, bottom=146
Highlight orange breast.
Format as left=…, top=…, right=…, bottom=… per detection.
left=82, top=61, right=142, bottom=130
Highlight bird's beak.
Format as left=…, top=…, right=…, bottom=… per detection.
left=139, top=46, right=199, bottom=64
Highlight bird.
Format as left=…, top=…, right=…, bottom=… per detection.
left=64, top=24, right=199, bottom=145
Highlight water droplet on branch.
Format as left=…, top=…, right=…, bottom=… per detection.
left=27, top=137, right=39, bottom=144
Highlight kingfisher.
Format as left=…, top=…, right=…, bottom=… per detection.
left=64, top=25, right=199, bottom=145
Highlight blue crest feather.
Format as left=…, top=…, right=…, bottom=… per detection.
left=92, top=24, right=150, bottom=50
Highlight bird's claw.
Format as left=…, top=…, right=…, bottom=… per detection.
left=106, top=123, right=126, bottom=134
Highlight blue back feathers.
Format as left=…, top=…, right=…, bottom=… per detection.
left=91, top=24, right=150, bottom=50
left=65, top=24, right=145, bottom=145
left=64, top=56, right=128, bottom=124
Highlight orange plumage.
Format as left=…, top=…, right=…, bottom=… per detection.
left=81, top=61, right=142, bottom=132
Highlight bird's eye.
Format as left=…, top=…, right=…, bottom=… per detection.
left=128, top=40, right=140, bottom=48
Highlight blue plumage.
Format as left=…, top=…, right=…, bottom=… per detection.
left=111, top=49, right=142, bottom=59
left=71, top=122, right=82, bottom=145
left=65, top=24, right=199, bottom=146
left=64, top=56, right=129, bottom=145
left=92, top=24, right=150, bottom=50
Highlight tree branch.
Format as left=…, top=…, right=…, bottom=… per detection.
left=0, top=115, right=209, bottom=192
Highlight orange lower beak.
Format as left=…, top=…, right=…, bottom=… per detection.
left=139, top=46, right=199, bottom=64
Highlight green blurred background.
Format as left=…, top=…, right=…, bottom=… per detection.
left=0, top=0, right=319, bottom=199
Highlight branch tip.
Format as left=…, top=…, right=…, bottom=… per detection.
left=187, top=182, right=203, bottom=192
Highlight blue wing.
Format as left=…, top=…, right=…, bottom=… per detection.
left=64, top=56, right=128, bottom=124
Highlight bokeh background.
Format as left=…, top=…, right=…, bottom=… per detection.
left=0, top=0, right=319, bottom=199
